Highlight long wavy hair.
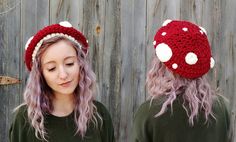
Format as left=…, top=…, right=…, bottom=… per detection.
left=146, top=56, right=217, bottom=125
left=21, top=36, right=101, bottom=141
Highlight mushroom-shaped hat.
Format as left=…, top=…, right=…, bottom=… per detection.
left=153, top=20, right=215, bottom=79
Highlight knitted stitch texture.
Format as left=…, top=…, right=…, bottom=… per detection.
left=153, top=20, right=214, bottom=79
left=24, top=22, right=88, bottom=71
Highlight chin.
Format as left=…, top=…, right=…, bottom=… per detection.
left=52, top=83, right=78, bottom=96
left=55, top=88, right=77, bottom=96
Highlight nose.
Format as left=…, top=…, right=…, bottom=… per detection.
left=58, top=66, right=68, bottom=80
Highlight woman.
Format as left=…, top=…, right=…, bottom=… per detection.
left=9, top=21, right=114, bottom=142
left=132, top=20, right=230, bottom=142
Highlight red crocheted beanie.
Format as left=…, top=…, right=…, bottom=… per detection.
left=24, top=21, right=89, bottom=71
left=153, top=19, right=215, bottom=79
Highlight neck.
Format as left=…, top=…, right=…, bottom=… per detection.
left=51, top=93, right=75, bottom=117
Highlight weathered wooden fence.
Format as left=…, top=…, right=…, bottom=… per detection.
left=0, top=0, right=236, bottom=142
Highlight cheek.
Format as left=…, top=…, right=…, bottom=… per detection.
left=42, top=71, right=55, bottom=85
left=75, top=67, right=80, bottom=79
left=73, top=66, right=80, bottom=81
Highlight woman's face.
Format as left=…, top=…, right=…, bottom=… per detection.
left=41, top=40, right=80, bottom=96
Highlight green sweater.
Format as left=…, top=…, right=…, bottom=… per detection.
left=9, top=101, right=115, bottom=142
left=132, top=95, right=230, bottom=142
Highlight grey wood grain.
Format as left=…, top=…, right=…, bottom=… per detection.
left=0, top=0, right=21, bottom=141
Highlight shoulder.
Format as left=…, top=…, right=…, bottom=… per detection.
left=133, top=97, right=183, bottom=127
left=213, top=95, right=229, bottom=112
left=12, top=104, right=28, bottom=123
left=10, top=104, right=30, bottom=134
left=134, top=100, right=152, bottom=118
left=93, top=101, right=111, bottom=119
left=216, top=95, right=229, bottom=105
left=93, top=101, right=115, bottom=142
left=93, top=101, right=108, bottom=112
left=212, top=95, right=231, bottom=136
left=212, top=95, right=230, bottom=120
left=132, top=99, right=163, bottom=141
left=93, top=101, right=107, bottom=110
left=211, top=95, right=230, bottom=129
left=134, top=99, right=163, bottom=121
left=133, top=99, right=162, bottom=129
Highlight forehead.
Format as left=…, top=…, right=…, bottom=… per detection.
left=41, top=40, right=77, bottom=64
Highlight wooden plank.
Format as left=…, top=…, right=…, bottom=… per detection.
left=180, top=0, right=193, bottom=20
left=100, top=0, right=121, bottom=141
left=69, top=0, right=83, bottom=29
left=37, top=0, right=50, bottom=29
left=0, top=1, right=8, bottom=141
left=81, top=0, right=106, bottom=103
left=5, top=0, right=21, bottom=140
left=119, top=1, right=134, bottom=141
left=50, top=0, right=82, bottom=25
left=197, top=0, right=220, bottom=81
left=50, top=0, right=67, bottom=23
left=218, top=0, right=236, bottom=141
left=0, top=0, right=21, bottom=141
left=119, top=0, right=147, bottom=141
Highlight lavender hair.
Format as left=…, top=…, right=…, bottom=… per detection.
left=21, top=37, right=101, bottom=141
left=146, top=56, right=217, bottom=125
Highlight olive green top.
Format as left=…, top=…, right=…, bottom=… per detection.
left=9, top=101, right=114, bottom=142
left=132, top=95, right=230, bottom=142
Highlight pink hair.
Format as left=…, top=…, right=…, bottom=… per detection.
left=146, top=56, right=216, bottom=125
left=21, top=37, right=101, bottom=141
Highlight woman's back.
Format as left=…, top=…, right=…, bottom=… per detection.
left=133, top=95, right=230, bottom=142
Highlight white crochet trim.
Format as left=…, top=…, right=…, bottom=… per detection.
left=31, top=33, right=82, bottom=62
left=25, top=36, right=34, bottom=50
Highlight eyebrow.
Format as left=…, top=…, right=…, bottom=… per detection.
left=42, top=55, right=77, bottom=65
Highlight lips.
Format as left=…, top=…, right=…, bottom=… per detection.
left=59, top=81, right=72, bottom=87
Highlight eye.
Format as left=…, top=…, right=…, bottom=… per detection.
left=66, top=62, right=74, bottom=66
left=47, top=67, right=56, bottom=72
